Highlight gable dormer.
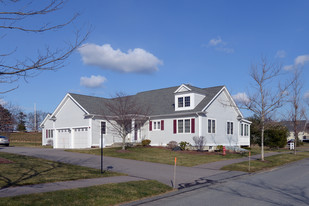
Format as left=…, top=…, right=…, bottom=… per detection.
left=174, top=84, right=205, bottom=111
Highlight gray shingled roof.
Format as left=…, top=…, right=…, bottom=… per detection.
left=281, top=120, right=309, bottom=132
left=69, top=85, right=224, bottom=116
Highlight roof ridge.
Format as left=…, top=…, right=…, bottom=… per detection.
left=69, top=92, right=109, bottom=100
left=136, top=85, right=180, bottom=95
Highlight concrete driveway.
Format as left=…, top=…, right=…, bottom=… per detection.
left=0, top=146, right=246, bottom=188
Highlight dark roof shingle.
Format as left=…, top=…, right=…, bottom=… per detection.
left=69, top=85, right=224, bottom=116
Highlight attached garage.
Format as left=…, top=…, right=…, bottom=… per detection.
left=73, top=127, right=89, bottom=148
left=57, top=129, right=71, bottom=148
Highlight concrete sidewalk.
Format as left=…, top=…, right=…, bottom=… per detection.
left=0, top=176, right=144, bottom=198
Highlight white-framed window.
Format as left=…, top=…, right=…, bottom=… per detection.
left=74, top=127, right=88, bottom=132
left=178, top=96, right=191, bottom=108
left=153, top=120, right=161, bottom=130
left=185, top=119, right=190, bottom=133
left=208, top=119, right=216, bottom=133
left=178, top=97, right=184, bottom=108
left=227, top=121, right=233, bottom=135
left=178, top=119, right=184, bottom=133
left=46, top=129, right=54, bottom=138
left=177, top=119, right=191, bottom=134
left=245, top=124, right=249, bottom=136
left=240, top=123, right=249, bottom=136
left=185, top=96, right=190, bottom=107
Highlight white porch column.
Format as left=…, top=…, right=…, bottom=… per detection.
left=88, top=118, right=92, bottom=148
left=71, top=128, right=74, bottom=148
left=199, top=115, right=203, bottom=137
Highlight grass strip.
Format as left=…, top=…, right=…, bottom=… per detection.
left=0, top=152, right=122, bottom=189
left=68, top=147, right=248, bottom=167
left=0, top=180, right=172, bottom=206
left=222, top=152, right=309, bottom=172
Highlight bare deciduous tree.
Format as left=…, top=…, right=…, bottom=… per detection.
left=192, top=136, right=206, bottom=151
left=103, top=93, right=149, bottom=150
left=27, top=110, right=49, bottom=132
left=288, top=67, right=306, bottom=154
left=0, top=0, right=89, bottom=92
left=238, top=57, right=291, bottom=161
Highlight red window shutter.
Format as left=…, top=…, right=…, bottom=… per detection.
left=173, top=120, right=177, bottom=134
left=161, top=120, right=164, bottom=130
left=46, top=130, right=48, bottom=138
left=191, top=118, right=195, bottom=133
left=149, top=121, right=152, bottom=131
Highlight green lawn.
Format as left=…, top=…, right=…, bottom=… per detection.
left=0, top=152, right=122, bottom=189
left=68, top=146, right=248, bottom=167
left=222, top=152, right=309, bottom=172
left=0, top=180, right=172, bottom=206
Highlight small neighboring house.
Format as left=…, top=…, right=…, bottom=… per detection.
left=281, top=120, right=309, bottom=142
left=40, top=84, right=251, bottom=149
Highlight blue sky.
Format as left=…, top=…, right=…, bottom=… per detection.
left=1, top=0, right=309, bottom=118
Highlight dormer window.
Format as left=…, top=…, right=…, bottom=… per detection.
left=178, top=97, right=184, bottom=108
left=174, top=84, right=206, bottom=111
left=185, top=96, right=190, bottom=107
left=178, top=96, right=190, bottom=108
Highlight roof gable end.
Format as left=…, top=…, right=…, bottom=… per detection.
left=174, top=84, right=192, bottom=93
left=51, top=93, right=90, bottom=119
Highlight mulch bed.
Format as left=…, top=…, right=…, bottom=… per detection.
left=0, top=157, right=14, bottom=164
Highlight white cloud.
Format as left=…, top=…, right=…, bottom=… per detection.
left=208, top=37, right=222, bottom=46
left=294, top=54, right=309, bottom=66
left=207, top=36, right=234, bottom=54
left=232, top=92, right=249, bottom=104
left=304, top=91, right=309, bottom=99
left=78, top=44, right=163, bottom=73
left=283, top=65, right=294, bottom=71
left=275, top=50, right=286, bottom=58
left=80, top=75, right=107, bottom=88
left=284, top=54, right=309, bottom=71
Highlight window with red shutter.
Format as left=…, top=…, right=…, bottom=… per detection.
left=191, top=118, right=195, bottom=133
left=161, top=120, right=164, bottom=130
left=173, top=120, right=177, bottom=134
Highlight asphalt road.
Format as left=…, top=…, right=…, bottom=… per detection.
left=127, top=158, right=309, bottom=206
left=0, top=146, right=245, bottom=188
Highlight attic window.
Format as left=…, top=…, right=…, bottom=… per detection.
left=178, top=96, right=190, bottom=108
left=185, top=96, right=190, bottom=107
left=178, top=97, right=184, bottom=108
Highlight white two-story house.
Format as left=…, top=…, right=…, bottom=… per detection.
left=41, top=84, right=251, bottom=149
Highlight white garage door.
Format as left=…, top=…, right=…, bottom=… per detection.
left=73, top=127, right=89, bottom=148
left=57, top=129, right=71, bottom=148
